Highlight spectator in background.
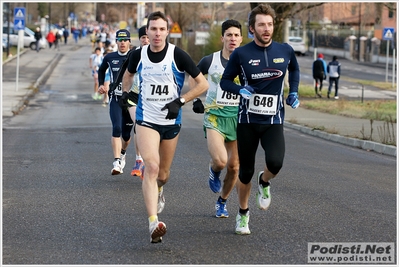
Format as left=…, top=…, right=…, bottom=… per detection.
left=327, top=56, right=341, bottom=99
left=34, top=27, right=42, bottom=53
left=72, top=27, right=80, bottom=43
left=62, top=27, right=69, bottom=45
left=312, top=53, right=327, bottom=98
left=54, top=30, right=61, bottom=51
left=46, top=30, right=55, bottom=49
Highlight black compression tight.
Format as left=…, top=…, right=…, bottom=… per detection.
left=237, top=123, right=285, bottom=184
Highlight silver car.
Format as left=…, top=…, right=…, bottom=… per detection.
left=288, top=36, right=306, bottom=56
left=3, top=26, right=47, bottom=50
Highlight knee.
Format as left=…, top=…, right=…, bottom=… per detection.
left=266, top=159, right=283, bottom=175
left=213, top=157, right=227, bottom=171
left=121, top=133, right=131, bottom=142
left=112, top=126, right=122, bottom=137
left=144, top=161, right=160, bottom=179
left=239, top=167, right=254, bottom=185
left=226, top=161, right=239, bottom=176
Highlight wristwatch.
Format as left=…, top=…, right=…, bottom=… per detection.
left=179, top=97, right=186, bottom=105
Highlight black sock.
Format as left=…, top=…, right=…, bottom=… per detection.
left=114, top=158, right=120, bottom=161
left=259, top=173, right=270, bottom=187
left=218, top=196, right=227, bottom=204
left=239, top=208, right=249, bottom=215
left=121, top=149, right=126, bottom=155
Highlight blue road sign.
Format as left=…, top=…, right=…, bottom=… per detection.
left=382, top=27, right=395, bottom=41
left=14, top=7, right=25, bottom=30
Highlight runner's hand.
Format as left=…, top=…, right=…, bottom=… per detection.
left=286, top=92, right=300, bottom=109
left=161, top=98, right=184, bottom=119
left=118, top=91, right=130, bottom=110
left=239, top=85, right=256, bottom=100
left=192, top=98, right=204, bottom=114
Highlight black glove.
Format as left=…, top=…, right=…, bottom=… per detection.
left=119, top=91, right=139, bottom=110
left=118, top=91, right=130, bottom=110
left=127, top=91, right=139, bottom=105
left=161, top=98, right=184, bottom=119
left=192, top=98, right=204, bottom=114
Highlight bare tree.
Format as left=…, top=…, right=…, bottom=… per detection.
left=249, top=2, right=324, bottom=42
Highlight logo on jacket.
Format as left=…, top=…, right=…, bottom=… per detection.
left=248, top=59, right=260, bottom=66
left=112, top=60, right=119, bottom=65
left=251, top=69, right=283, bottom=80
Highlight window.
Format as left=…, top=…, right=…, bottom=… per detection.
left=388, top=9, right=394, bottom=18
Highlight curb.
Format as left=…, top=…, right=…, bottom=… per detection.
left=33, top=53, right=63, bottom=89
left=284, top=122, right=396, bottom=157
left=2, top=48, right=28, bottom=65
left=10, top=53, right=63, bottom=115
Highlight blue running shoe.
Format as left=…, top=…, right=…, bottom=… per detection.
left=215, top=198, right=229, bottom=218
left=208, top=164, right=221, bottom=193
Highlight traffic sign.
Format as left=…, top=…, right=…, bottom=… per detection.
left=170, top=22, right=182, bottom=34
left=382, top=27, right=395, bottom=41
left=169, top=22, right=182, bottom=38
left=13, top=7, right=25, bottom=30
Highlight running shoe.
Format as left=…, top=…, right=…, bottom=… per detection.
left=92, top=92, right=102, bottom=101
left=131, top=160, right=145, bottom=180
left=149, top=220, right=167, bottom=243
left=215, top=198, right=229, bottom=218
left=208, top=164, right=221, bottom=193
left=157, top=186, right=165, bottom=214
left=256, top=171, right=271, bottom=210
left=120, top=153, right=126, bottom=170
left=235, top=212, right=251, bottom=235
left=111, top=159, right=123, bottom=175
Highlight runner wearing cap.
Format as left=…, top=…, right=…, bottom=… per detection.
left=97, top=29, right=133, bottom=175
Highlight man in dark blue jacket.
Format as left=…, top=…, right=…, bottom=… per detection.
left=220, top=3, right=300, bottom=235
left=327, top=56, right=341, bottom=99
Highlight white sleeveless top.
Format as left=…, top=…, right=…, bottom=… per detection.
left=136, top=44, right=186, bottom=125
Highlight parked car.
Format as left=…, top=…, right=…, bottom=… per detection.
left=288, top=36, right=306, bottom=56
left=3, top=25, right=47, bottom=50
left=2, top=36, right=8, bottom=51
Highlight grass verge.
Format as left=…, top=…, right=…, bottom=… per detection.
left=291, top=84, right=396, bottom=123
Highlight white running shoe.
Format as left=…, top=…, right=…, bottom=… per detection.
left=149, top=220, right=167, bottom=243
left=256, top=171, right=271, bottom=210
left=120, top=153, right=126, bottom=171
left=235, top=212, right=251, bottom=235
left=157, top=187, right=165, bottom=214
left=111, top=160, right=123, bottom=175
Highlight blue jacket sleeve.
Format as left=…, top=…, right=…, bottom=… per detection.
left=287, top=51, right=300, bottom=94
left=220, top=50, right=242, bottom=94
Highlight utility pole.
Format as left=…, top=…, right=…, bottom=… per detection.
left=357, top=2, right=361, bottom=61
left=6, top=2, right=11, bottom=57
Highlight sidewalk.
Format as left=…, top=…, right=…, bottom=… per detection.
left=1, top=38, right=396, bottom=157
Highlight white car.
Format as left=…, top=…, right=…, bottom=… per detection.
left=3, top=26, right=47, bottom=50
left=288, top=36, right=306, bottom=56
left=2, top=36, right=7, bottom=51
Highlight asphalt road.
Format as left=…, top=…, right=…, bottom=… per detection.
left=2, top=44, right=397, bottom=265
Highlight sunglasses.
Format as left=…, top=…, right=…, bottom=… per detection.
left=117, top=38, right=130, bottom=42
